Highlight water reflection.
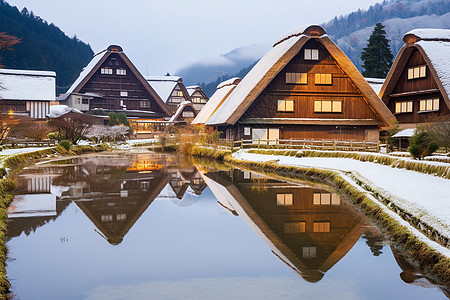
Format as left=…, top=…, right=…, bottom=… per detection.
left=6, top=153, right=448, bottom=299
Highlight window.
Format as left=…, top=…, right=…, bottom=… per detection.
left=313, top=221, right=330, bottom=233
left=192, top=97, right=202, bottom=103
left=244, top=127, right=251, bottom=136
left=140, top=100, right=150, bottom=108
left=171, top=97, right=181, bottom=103
left=277, top=193, right=293, bottom=206
left=314, top=100, right=342, bottom=112
left=116, top=68, right=127, bottom=75
left=394, top=101, right=413, bottom=114
left=116, top=213, right=126, bottom=221
left=407, top=65, right=426, bottom=80
left=419, top=98, right=439, bottom=112
left=305, top=49, right=319, bottom=60
left=176, top=90, right=183, bottom=97
left=313, top=193, right=340, bottom=205
left=286, top=72, right=307, bottom=84
left=284, top=222, right=306, bottom=233
left=120, top=91, right=128, bottom=97
left=277, top=100, right=294, bottom=112
left=101, top=68, right=113, bottom=75
left=82, top=98, right=89, bottom=105
left=101, top=214, right=113, bottom=222
left=303, top=247, right=317, bottom=258
left=315, top=73, right=332, bottom=85
left=182, top=111, right=195, bottom=118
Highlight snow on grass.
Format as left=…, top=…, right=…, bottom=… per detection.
left=233, top=149, right=450, bottom=240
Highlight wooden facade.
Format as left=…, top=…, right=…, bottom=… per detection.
left=380, top=29, right=450, bottom=128
left=186, top=85, right=209, bottom=111
left=206, top=25, right=395, bottom=142
left=58, top=45, right=170, bottom=121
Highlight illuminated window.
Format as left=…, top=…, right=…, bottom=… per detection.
left=182, top=111, right=195, bottom=118
left=303, top=247, right=317, bottom=258
left=120, top=91, right=128, bottom=97
left=315, top=73, right=332, bottom=85
left=116, top=68, right=127, bottom=75
left=395, top=101, right=413, bottom=114
left=419, top=99, right=439, bottom=112
left=192, top=97, right=202, bottom=103
left=314, top=100, right=342, bottom=112
left=176, top=90, right=183, bottom=97
left=140, top=100, right=150, bottom=108
left=277, top=193, right=293, bottom=206
left=313, top=221, right=330, bottom=232
left=284, top=222, right=306, bottom=233
left=244, top=127, right=251, bottom=136
left=407, top=65, right=426, bottom=80
left=286, top=72, right=307, bottom=84
left=278, top=100, right=294, bottom=112
left=116, top=213, right=126, bottom=221
left=313, top=193, right=340, bottom=205
left=305, top=49, right=319, bottom=60
left=101, top=68, right=113, bottom=75
left=101, top=214, right=113, bottom=222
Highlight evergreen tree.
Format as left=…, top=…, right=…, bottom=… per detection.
left=360, top=23, right=393, bottom=78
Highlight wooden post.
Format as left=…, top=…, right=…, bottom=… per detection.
left=333, top=140, right=336, bottom=151
left=276, top=138, right=279, bottom=148
left=377, top=141, right=380, bottom=153
left=240, top=139, right=243, bottom=149
left=230, top=140, right=234, bottom=152
left=290, top=138, right=293, bottom=149
left=350, top=141, right=353, bottom=151
left=258, top=138, right=260, bottom=149
left=363, top=140, right=366, bottom=151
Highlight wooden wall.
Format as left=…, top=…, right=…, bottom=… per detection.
left=80, top=53, right=166, bottom=116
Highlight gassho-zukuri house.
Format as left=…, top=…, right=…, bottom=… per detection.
left=379, top=29, right=450, bottom=129
left=0, top=69, right=56, bottom=119
left=205, top=25, right=396, bottom=142
left=57, top=45, right=172, bottom=134
left=145, top=76, right=192, bottom=115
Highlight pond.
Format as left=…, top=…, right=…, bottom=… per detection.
left=5, top=152, right=449, bottom=299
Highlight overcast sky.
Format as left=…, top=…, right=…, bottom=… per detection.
left=7, top=0, right=381, bottom=76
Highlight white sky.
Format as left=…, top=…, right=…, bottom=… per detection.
left=7, top=0, right=381, bottom=76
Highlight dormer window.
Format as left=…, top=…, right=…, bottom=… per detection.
left=407, top=65, right=426, bottom=80
left=116, top=68, right=127, bottom=76
left=304, top=49, right=319, bottom=60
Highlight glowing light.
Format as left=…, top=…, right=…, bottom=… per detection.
left=8, top=109, right=13, bottom=115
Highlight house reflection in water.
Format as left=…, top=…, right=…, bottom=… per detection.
left=200, top=168, right=367, bottom=282
left=7, top=154, right=208, bottom=246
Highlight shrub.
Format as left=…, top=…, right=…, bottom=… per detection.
left=59, top=140, right=71, bottom=151
left=47, top=132, right=57, bottom=139
left=408, top=129, right=438, bottom=159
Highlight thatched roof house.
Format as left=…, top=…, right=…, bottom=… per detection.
left=380, top=29, right=450, bottom=128
left=205, top=25, right=395, bottom=142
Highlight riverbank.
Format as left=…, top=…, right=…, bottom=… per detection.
left=191, top=146, right=450, bottom=287
left=0, top=144, right=109, bottom=297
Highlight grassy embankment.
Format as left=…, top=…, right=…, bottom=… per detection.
left=0, top=144, right=108, bottom=298
left=190, top=145, right=450, bottom=287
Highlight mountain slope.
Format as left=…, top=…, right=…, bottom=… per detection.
left=0, top=0, right=94, bottom=95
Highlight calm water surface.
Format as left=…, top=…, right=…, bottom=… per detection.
left=5, top=152, right=449, bottom=299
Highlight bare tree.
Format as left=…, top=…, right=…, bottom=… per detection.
left=0, top=32, right=20, bottom=67
left=47, top=112, right=94, bottom=144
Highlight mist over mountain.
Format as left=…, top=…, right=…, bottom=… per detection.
left=176, top=44, right=270, bottom=87
left=181, top=0, right=450, bottom=91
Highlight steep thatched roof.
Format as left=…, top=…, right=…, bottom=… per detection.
left=206, top=25, right=395, bottom=127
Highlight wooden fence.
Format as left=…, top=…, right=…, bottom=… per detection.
left=210, top=138, right=381, bottom=152
left=2, top=139, right=57, bottom=148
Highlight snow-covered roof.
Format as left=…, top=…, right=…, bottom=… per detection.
left=65, top=50, right=107, bottom=95
left=0, top=68, right=56, bottom=101
left=169, top=101, right=195, bottom=122
left=417, top=40, right=450, bottom=99
left=146, top=76, right=181, bottom=103
left=274, top=25, right=315, bottom=46
left=365, top=77, right=385, bottom=95
left=192, top=78, right=240, bottom=125
left=392, top=128, right=416, bottom=138
left=47, top=105, right=82, bottom=118
left=186, top=85, right=201, bottom=96
left=206, top=24, right=394, bottom=127
left=404, top=29, right=450, bottom=42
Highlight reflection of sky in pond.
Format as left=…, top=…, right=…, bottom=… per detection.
left=6, top=156, right=448, bottom=300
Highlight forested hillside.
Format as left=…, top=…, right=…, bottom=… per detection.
left=0, top=0, right=93, bottom=95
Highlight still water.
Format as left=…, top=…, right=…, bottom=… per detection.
left=5, top=152, right=448, bottom=299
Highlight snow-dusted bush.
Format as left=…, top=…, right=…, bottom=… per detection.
left=85, top=125, right=129, bottom=143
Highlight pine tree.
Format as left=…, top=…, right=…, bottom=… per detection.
left=361, top=23, right=393, bottom=78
